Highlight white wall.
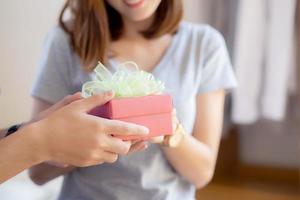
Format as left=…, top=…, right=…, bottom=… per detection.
left=0, top=0, right=62, bottom=127
left=0, top=1, right=63, bottom=199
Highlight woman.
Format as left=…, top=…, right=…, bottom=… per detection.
left=30, top=0, right=237, bottom=199
left=0, top=92, right=148, bottom=183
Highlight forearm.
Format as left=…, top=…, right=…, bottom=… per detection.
left=0, top=123, right=73, bottom=184
left=29, top=163, right=75, bottom=185
left=162, top=134, right=217, bottom=189
left=0, top=124, right=43, bottom=183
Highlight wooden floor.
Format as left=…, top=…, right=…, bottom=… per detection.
left=202, top=126, right=300, bottom=200
left=197, top=178, right=300, bottom=200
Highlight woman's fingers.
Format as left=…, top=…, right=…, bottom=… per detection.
left=128, top=141, right=148, bottom=153
left=149, top=136, right=164, bottom=144
left=130, top=140, right=141, bottom=145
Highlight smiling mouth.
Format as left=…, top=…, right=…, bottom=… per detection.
left=124, top=0, right=144, bottom=9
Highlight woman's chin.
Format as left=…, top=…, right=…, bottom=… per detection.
left=124, top=12, right=155, bottom=23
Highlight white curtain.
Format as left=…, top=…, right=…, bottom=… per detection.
left=184, top=0, right=297, bottom=124
left=232, top=0, right=297, bottom=124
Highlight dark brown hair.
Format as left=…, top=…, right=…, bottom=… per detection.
left=59, top=0, right=183, bottom=70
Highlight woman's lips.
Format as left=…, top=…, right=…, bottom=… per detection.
left=123, top=0, right=144, bottom=9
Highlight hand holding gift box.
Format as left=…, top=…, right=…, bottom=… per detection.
left=82, top=62, right=174, bottom=141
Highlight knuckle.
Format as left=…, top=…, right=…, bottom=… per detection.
left=83, top=148, right=99, bottom=160
left=83, top=151, right=94, bottom=160
left=89, top=139, right=103, bottom=151
left=90, top=121, right=104, bottom=133
left=90, top=151, right=101, bottom=161
left=86, top=137, right=99, bottom=149
left=120, top=124, right=131, bottom=134
left=120, top=143, right=130, bottom=154
left=95, top=122, right=105, bottom=132
left=97, top=140, right=107, bottom=150
left=94, top=134, right=107, bottom=149
left=97, top=136, right=105, bottom=147
left=107, top=154, right=118, bottom=163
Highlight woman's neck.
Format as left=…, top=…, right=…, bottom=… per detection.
left=122, top=15, right=154, bottom=40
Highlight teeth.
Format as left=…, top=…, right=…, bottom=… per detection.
left=125, top=0, right=142, bottom=5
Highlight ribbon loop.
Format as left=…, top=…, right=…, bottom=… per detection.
left=82, top=61, right=165, bottom=98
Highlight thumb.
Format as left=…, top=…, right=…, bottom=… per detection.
left=49, top=92, right=83, bottom=111
left=75, top=91, right=114, bottom=112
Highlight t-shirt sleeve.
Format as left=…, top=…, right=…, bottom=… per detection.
left=197, top=26, right=237, bottom=94
left=31, top=27, right=73, bottom=104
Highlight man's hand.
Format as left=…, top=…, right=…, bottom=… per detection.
left=31, top=91, right=149, bottom=167
left=32, top=92, right=83, bottom=123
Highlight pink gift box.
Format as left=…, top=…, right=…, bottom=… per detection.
left=89, top=95, right=173, bottom=140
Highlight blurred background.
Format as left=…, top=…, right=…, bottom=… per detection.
left=0, top=0, right=299, bottom=199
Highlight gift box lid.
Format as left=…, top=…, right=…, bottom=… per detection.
left=90, top=94, right=172, bottom=119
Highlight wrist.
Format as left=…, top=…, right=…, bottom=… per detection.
left=162, top=122, right=185, bottom=148
left=21, top=122, right=50, bottom=164
left=0, top=128, right=6, bottom=139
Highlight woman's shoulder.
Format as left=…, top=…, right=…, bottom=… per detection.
left=44, top=25, right=72, bottom=49
left=179, top=21, right=210, bottom=32
left=178, top=21, right=226, bottom=47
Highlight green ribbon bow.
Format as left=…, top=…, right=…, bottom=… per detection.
left=82, top=61, right=165, bottom=98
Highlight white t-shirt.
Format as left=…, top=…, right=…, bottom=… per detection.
left=32, top=21, right=237, bottom=200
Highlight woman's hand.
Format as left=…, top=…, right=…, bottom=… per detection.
left=149, top=109, right=182, bottom=147
left=128, top=140, right=148, bottom=153
left=33, top=91, right=149, bottom=167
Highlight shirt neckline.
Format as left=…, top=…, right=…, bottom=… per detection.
left=108, top=25, right=182, bottom=74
